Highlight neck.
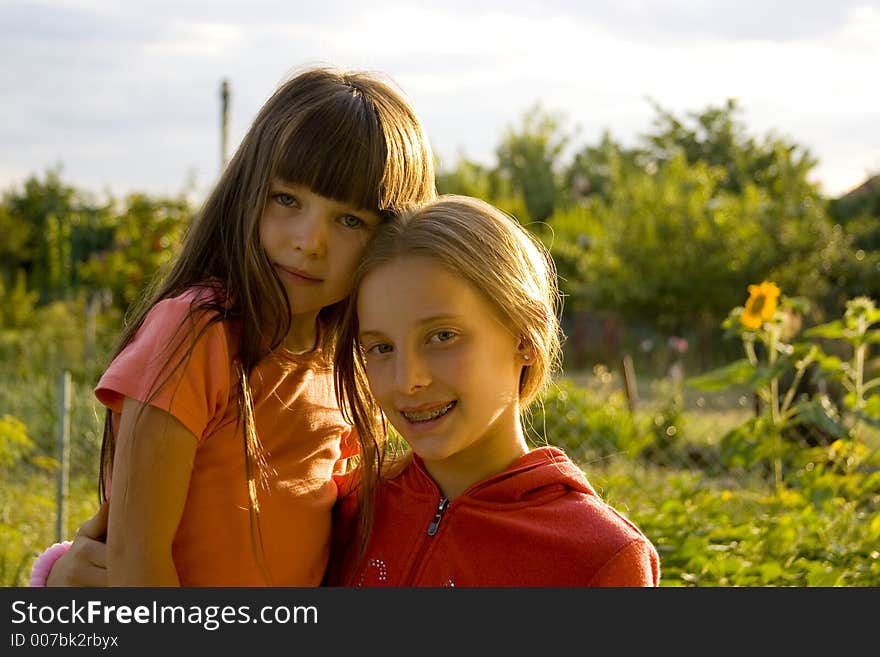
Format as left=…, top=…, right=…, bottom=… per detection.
left=284, top=311, right=320, bottom=354
left=422, top=417, right=529, bottom=500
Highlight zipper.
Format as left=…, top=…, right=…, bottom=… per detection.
left=427, top=497, right=450, bottom=536
left=402, top=497, right=450, bottom=585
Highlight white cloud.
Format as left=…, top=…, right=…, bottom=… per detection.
left=1, top=0, right=878, bottom=198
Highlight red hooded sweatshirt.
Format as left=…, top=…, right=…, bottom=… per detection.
left=326, top=446, right=660, bottom=587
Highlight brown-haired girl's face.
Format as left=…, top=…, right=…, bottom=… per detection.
left=260, top=180, right=382, bottom=323
left=356, top=256, right=533, bottom=473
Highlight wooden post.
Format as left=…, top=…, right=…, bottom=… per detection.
left=622, top=353, right=639, bottom=413
left=56, top=370, right=72, bottom=542
left=220, top=78, right=230, bottom=171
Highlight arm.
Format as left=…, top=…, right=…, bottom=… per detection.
left=106, top=397, right=197, bottom=586
left=44, top=501, right=109, bottom=586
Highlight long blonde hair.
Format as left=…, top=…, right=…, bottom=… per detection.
left=98, top=66, right=437, bottom=580
left=335, top=194, right=563, bottom=568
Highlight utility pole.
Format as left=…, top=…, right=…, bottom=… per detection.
left=220, top=78, right=230, bottom=171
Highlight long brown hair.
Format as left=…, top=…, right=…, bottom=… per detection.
left=334, top=195, right=563, bottom=571
left=98, top=66, right=437, bottom=579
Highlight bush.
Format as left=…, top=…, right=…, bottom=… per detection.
left=527, top=375, right=643, bottom=461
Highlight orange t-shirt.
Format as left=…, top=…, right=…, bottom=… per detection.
left=96, top=287, right=355, bottom=586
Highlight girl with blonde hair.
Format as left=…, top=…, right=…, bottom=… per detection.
left=328, top=195, right=660, bottom=586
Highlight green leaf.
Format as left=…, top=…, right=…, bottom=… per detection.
left=852, top=410, right=880, bottom=429
left=686, top=359, right=755, bottom=391
left=816, top=354, right=844, bottom=372
left=804, top=321, right=849, bottom=340
left=870, top=513, right=880, bottom=542
left=806, top=565, right=842, bottom=587
left=864, top=394, right=880, bottom=418
left=790, top=342, right=820, bottom=362
left=758, top=561, right=784, bottom=584
left=791, top=399, right=850, bottom=440
left=748, top=359, right=791, bottom=388
left=852, top=395, right=880, bottom=429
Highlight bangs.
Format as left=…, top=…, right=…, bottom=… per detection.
left=276, top=94, right=387, bottom=214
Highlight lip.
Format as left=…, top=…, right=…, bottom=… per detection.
left=397, top=401, right=457, bottom=432
left=399, top=401, right=453, bottom=415
left=275, top=264, right=323, bottom=284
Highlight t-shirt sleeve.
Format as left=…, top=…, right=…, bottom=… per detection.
left=95, top=294, right=231, bottom=440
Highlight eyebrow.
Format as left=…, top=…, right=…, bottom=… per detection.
left=358, top=315, right=466, bottom=340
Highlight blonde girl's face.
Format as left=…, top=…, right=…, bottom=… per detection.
left=260, top=180, right=382, bottom=322
left=357, top=256, right=531, bottom=475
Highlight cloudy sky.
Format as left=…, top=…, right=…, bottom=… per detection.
left=2, top=0, right=879, bottom=202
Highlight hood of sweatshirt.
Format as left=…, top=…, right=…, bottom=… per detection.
left=402, top=445, right=597, bottom=506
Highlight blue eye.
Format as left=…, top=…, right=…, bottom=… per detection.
left=272, top=193, right=299, bottom=208
left=430, top=331, right=456, bottom=343
left=340, top=214, right=365, bottom=229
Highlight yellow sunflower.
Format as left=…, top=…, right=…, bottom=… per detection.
left=741, top=281, right=781, bottom=329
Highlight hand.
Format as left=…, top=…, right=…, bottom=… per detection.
left=46, top=500, right=109, bottom=587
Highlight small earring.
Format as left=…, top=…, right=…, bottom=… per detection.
left=523, top=353, right=530, bottom=361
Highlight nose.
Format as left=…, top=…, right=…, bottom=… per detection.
left=394, top=348, right=432, bottom=394
left=291, top=209, right=327, bottom=257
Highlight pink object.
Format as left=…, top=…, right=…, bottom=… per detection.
left=29, top=541, right=72, bottom=587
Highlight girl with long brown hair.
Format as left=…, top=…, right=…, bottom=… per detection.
left=31, top=65, right=436, bottom=586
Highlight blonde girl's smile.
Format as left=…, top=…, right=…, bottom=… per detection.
left=399, top=400, right=457, bottom=424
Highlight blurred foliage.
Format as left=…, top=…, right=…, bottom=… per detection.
left=438, top=97, right=876, bottom=354
left=494, top=103, right=569, bottom=222
left=3, top=99, right=880, bottom=586
left=0, top=167, right=192, bottom=313
left=522, top=365, right=880, bottom=586
left=77, top=193, right=190, bottom=310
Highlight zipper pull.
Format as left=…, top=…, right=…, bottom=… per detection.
left=427, top=498, right=450, bottom=536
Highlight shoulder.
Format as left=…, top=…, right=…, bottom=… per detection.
left=97, top=285, right=234, bottom=409
left=146, top=285, right=229, bottom=330
left=555, top=488, right=660, bottom=585
left=134, top=286, right=234, bottom=352
left=561, top=485, right=649, bottom=543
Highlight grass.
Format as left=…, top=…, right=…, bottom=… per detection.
left=1, top=471, right=98, bottom=586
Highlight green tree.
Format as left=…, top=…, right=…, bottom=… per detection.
left=1, top=168, right=115, bottom=300
left=495, top=104, right=569, bottom=222
left=551, top=97, right=851, bottom=338
left=563, top=129, right=638, bottom=204
left=640, top=98, right=820, bottom=198
left=78, top=193, right=192, bottom=310
left=2, top=168, right=76, bottom=296
left=554, top=152, right=763, bottom=331
left=437, top=155, right=529, bottom=223
left=828, top=174, right=880, bottom=223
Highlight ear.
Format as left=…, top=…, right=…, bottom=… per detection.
left=517, top=337, right=536, bottom=366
